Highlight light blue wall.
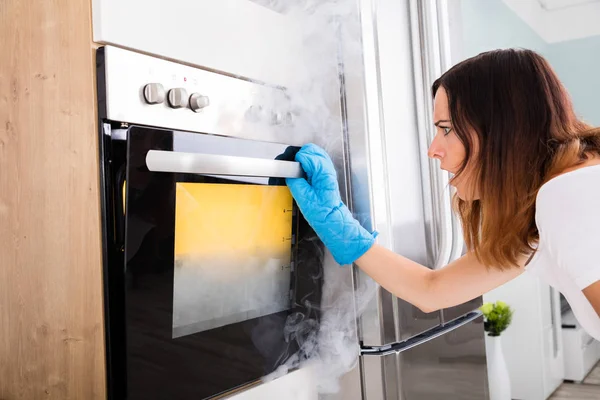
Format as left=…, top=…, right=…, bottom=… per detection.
left=458, top=0, right=547, bottom=55
left=457, top=0, right=600, bottom=126
left=546, top=37, right=600, bottom=126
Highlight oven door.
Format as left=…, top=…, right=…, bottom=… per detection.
left=107, top=126, right=324, bottom=400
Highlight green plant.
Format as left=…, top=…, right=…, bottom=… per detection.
left=480, top=301, right=514, bottom=337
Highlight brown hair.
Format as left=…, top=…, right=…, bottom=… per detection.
left=432, top=48, right=600, bottom=269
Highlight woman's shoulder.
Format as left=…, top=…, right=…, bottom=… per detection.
left=537, top=161, right=600, bottom=201
left=536, top=161, right=600, bottom=228
left=533, top=160, right=600, bottom=291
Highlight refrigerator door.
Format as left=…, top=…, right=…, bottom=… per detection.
left=344, top=0, right=443, bottom=350
left=361, top=313, right=488, bottom=400
left=348, top=0, right=484, bottom=350
left=404, top=0, right=485, bottom=326
left=343, top=1, right=488, bottom=397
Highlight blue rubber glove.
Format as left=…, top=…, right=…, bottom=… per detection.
left=286, top=143, right=376, bottom=266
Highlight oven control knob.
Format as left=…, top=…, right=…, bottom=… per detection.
left=245, top=105, right=263, bottom=122
left=284, top=111, right=294, bottom=126
left=189, top=93, right=210, bottom=112
left=143, top=83, right=166, bottom=105
left=167, top=88, right=188, bottom=109
left=271, top=112, right=284, bottom=125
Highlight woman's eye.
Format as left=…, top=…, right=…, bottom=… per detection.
left=442, top=127, right=453, bottom=136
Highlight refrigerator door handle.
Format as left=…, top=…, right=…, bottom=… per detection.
left=360, top=310, right=482, bottom=356
left=410, top=0, right=454, bottom=271
left=437, top=0, right=465, bottom=264
left=145, top=150, right=304, bottom=179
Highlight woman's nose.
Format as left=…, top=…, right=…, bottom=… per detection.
left=428, top=138, right=444, bottom=160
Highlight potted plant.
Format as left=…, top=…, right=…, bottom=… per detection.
left=480, top=301, right=514, bottom=400
left=481, top=301, right=514, bottom=337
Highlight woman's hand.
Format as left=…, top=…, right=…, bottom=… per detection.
left=286, top=144, right=377, bottom=265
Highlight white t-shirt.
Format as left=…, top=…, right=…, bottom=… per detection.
left=526, top=164, right=600, bottom=340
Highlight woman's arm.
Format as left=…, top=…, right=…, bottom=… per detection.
left=583, top=282, right=600, bottom=317
left=356, top=244, right=525, bottom=313
left=286, top=144, right=525, bottom=311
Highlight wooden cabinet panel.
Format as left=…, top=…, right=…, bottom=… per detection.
left=0, top=0, right=105, bottom=399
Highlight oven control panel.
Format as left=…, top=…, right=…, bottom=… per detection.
left=143, top=84, right=210, bottom=114
left=101, top=46, right=301, bottom=145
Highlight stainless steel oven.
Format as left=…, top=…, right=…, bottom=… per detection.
left=97, top=45, right=327, bottom=400
left=97, top=1, right=490, bottom=396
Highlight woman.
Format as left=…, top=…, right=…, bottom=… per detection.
left=286, top=49, right=600, bottom=340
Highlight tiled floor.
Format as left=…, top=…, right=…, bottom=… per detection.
left=549, top=362, right=600, bottom=399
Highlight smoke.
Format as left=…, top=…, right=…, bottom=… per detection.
left=262, top=253, right=377, bottom=396
left=247, top=0, right=380, bottom=396
left=173, top=254, right=292, bottom=338
left=250, top=0, right=365, bottom=154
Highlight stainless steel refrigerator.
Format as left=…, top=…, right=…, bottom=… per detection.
left=324, top=0, right=489, bottom=398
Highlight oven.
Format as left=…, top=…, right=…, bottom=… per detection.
left=97, top=45, right=331, bottom=400
left=95, top=2, right=489, bottom=399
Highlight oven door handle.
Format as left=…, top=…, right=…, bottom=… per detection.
left=145, top=150, right=305, bottom=179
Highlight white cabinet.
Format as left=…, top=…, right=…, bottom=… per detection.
left=483, top=272, right=564, bottom=400
left=91, top=0, right=311, bottom=86
left=562, top=310, right=600, bottom=382
left=223, top=368, right=318, bottom=400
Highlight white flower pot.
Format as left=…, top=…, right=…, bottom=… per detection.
left=485, top=335, right=511, bottom=400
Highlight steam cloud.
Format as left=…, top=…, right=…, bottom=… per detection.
left=249, top=0, right=380, bottom=396
left=262, top=258, right=377, bottom=396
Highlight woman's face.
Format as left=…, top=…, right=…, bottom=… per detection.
left=428, top=87, right=479, bottom=200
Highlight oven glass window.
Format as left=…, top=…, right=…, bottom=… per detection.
left=173, top=182, right=294, bottom=337
left=111, top=126, right=322, bottom=400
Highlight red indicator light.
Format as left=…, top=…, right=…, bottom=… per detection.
left=184, top=77, right=187, bottom=82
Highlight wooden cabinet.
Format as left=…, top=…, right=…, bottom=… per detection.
left=0, top=0, right=106, bottom=398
